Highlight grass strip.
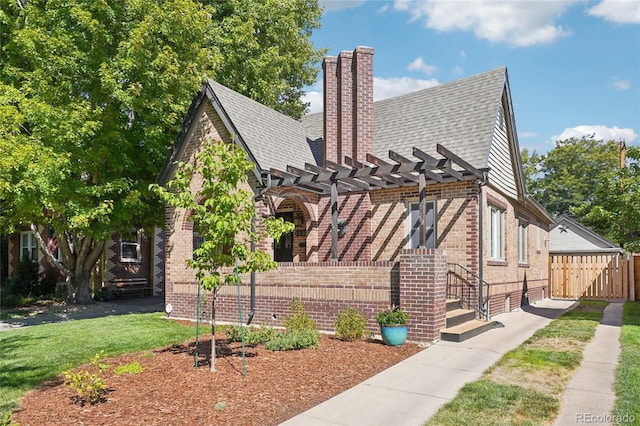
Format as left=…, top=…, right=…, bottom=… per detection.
left=612, top=301, right=640, bottom=423
left=0, top=313, right=197, bottom=416
left=426, top=301, right=606, bottom=426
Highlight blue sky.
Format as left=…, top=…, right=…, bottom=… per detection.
left=302, top=0, right=640, bottom=153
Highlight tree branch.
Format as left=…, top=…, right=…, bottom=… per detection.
left=30, top=223, right=73, bottom=277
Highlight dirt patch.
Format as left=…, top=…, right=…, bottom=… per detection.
left=12, top=332, right=423, bottom=425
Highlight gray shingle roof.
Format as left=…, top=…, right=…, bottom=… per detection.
left=206, top=80, right=317, bottom=172
left=301, top=67, right=507, bottom=170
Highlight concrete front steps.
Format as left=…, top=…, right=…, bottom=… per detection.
left=440, top=299, right=497, bottom=342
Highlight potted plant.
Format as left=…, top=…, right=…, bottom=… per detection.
left=376, top=305, right=409, bottom=346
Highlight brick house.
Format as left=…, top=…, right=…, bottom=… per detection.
left=158, top=46, right=553, bottom=342
left=0, top=228, right=165, bottom=297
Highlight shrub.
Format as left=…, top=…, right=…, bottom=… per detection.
left=113, top=362, right=144, bottom=375
left=265, top=329, right=320, bottom=351
left=226, top=324, right=277, bottom=345
left=376, top=305, right=408, bottom=326
left=334, top=307, right=371, bottom=341
left=62, top=352, right=110, bottom=405
left=282, top=300, right=318, bottom=332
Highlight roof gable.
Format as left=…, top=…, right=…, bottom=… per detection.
left=372, top=67, right=507, bottom=171
left=549, top=216, right=623, bottom=253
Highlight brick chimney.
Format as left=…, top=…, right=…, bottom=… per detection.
left=323, top=46, right=374, bottom=166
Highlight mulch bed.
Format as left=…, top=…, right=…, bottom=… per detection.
left=13, top=332, right=423, bottom=425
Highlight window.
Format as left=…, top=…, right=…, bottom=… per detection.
left=47, top=228, right=62, bottom=262
left=488, top=205, right=504, bottom=260
left=120, top=230, right=141, bottom=262
left=407, top=201, right=436, bottom=249
left=518, top=221, right=528, bottom=264
left=192, top=231, right=205, bottom=260
left=20, top=232, right=37, bottom=260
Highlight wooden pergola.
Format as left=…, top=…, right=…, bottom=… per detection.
left=261, top=143, right=488, bottom=261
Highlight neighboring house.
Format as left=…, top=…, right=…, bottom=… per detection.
left=0, top=228, right=165, bottom=297
left=549, top=215, right=624, bottom=255
left=549, top=215, right=630, bottom=300
left=158, top=46, right=553, bottom=342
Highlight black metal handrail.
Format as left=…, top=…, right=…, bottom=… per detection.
left=446, top=263, right=491, bottom=320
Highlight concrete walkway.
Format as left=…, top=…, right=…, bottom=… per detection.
left=282, top=299, right=579, bottom=426
left=0, top=296, right=164, bottom=331
left=553, top=302, right=623, bottom=426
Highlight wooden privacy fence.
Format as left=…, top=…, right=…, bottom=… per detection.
left=549, top=253, right=634, bottom=301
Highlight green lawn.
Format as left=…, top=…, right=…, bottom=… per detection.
left=0, top=313, right=197, bottom=416
left=613, top=301, right=640, bottom=423
left=426, top=301, right=607, bottom=426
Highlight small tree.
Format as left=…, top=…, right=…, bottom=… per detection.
left=151, top=139, right=293, bottom=371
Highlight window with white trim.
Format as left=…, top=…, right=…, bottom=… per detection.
left=20, top=232, right=37, bottom=260
left=488, top=205, right=504, bottom=260
left=407, top=201, right=436, bottom=249
left=518, top=221, right=528, bottom=264
left=120, top=230, right=141, bottom=262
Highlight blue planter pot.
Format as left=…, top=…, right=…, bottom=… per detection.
left=380, top=325, right=408, bottom=346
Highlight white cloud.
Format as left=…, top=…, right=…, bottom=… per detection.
left=612, top=78, right=632, bottom=90
left=451, top=66, right=464, bottom=75
left=588, top=0, right=640, bottom=24
left=552, top=125, right=638, bottom=143
left=319, top=0, right=365, bottom=13
left=303, top=76, right=440, bottom=114
left=373, top=76, right=440, bottom=101
left=377, top=3, right=390, bottom=14
left=407, top=57, right=438, bottom=75
left=302, top=88, right=324, bottom=114
left=393, top=0, right=578, bottom=47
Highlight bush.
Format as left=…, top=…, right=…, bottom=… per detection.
left=282, top=300, right=318, bottom=332
left=265, top=329, right=320, bottom=351
left=334, top=307, right=371, bottom=341
left=63, top=353, right=110, bottom=406
left=376, top=305, right=408, bottom=326
left=226, top=324, right=277, bottom=345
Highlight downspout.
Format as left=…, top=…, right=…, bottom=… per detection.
left=247, top=171, right=272, bottom=325
left=477, top=171, right=488, bottom=319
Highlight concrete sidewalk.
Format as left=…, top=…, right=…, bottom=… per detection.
left=554, top=302, right=623, bottom=426
left=282, top=299, right=579, bottom=426
left=0, top=296, right=164, bottom=331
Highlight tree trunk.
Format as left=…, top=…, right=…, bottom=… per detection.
left=67, top=272, right=94, bottom=304
left=211, top=294, right=216, bottom=372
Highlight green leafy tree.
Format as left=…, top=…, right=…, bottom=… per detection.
left=151, top=139, right=294, bottom=371
left=522, top=138, right=637, bottom=251
left=0, top=0, right=323, bottom=303
left=524, top=138, right=619, bottom=217
left=207, top=0, right=326, bottom=118
left=573, top=147, right=640, bottom=252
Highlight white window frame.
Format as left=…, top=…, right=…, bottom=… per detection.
left=120, top=230, right=141, bottom=263
left=488, top=205, right=505, bottom=260
left=518, top=221, right=528, bottom=264
left=406, top=200, right=436, bottom=249
left=20, top=232, right=37, bottom=260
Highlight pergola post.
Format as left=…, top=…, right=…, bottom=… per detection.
left=331, top=181, right=338, bottom=261
left=418, top=172, right=427, bottom=248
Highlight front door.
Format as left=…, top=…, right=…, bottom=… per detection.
left=274, top=212, right=294, bottom=262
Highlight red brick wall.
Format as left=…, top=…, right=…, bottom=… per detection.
left=399, top=248, right=447, bottom=342
left=482, top=186, right=549, bottom=316
left=317, top=192, right=372, bottom=261
left=167, top=261, right=399, bottom=335
left=167, top=253, right=449, bottom=344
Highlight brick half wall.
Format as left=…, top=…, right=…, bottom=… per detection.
left=399, top=248, right=447, bottom=342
